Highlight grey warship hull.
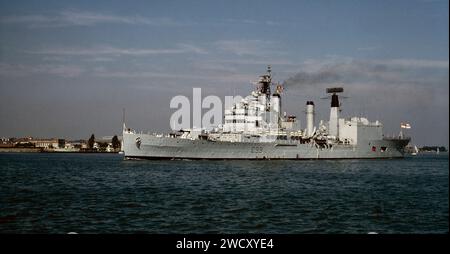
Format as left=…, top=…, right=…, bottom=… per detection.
left=122, top=67, right=411, bottom=160
left=123, top=132, right=409, bottom=160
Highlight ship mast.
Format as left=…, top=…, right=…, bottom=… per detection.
left=256, top=65, right=273, bottom=111
left=122, top=108, right=126, bottom=132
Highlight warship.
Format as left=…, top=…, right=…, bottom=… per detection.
left=123, top=66, right=410, bottom=160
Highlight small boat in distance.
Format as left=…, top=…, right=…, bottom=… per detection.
left=411, top=145, right=419, bottom=156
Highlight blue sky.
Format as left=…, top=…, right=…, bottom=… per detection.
left=0, top=0, right=448, bottom=146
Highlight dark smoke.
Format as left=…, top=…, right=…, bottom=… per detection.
left=281, top=59, right=422, bottom=89
left=282, top=67, right=342, bottom=88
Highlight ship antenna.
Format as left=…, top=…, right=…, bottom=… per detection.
left=122, top=108, right=126, bottom=131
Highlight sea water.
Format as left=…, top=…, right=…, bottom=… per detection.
left=0, top=153, right=448, bottom=233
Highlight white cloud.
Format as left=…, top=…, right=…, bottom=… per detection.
left=92, top=69, right=254, bottom=83
left=175, top=43, right=208, bottom=55
left=27, top=44, right=207, bottom=57
left=0, top=10, right=186, bottom=28
left=223, top=18, right=280, bottom=26
left=1, top=15, right=56, bottom=24
left=85, top=57, right=115, bottom=62
left=211, top=58, right=296, bottom=66
left=357, top=46, right=379, bottom=51
left=46, top=65, right=84, bottom=78
left=0, top=63, right=85, bottom=78
left=214, top=39, right=277, bottom=56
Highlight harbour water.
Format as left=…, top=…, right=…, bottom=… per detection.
left=0, top=153, right=448, bottom=234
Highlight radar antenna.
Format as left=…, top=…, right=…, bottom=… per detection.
left=327, top=87, right=343, bottom=109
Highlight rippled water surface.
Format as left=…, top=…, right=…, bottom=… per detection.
left=0, top=153, right=448, bottom=233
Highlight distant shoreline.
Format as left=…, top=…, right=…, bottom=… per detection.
left=0, top=148, right=119, bottom=154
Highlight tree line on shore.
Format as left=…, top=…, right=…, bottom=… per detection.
left=10, top=134, right=121, bottom=152
left=85, top=134, right=121, bottom=151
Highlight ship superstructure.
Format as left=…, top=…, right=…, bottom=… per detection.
left=123, top=66, right=410, bottom=159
